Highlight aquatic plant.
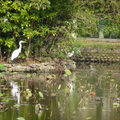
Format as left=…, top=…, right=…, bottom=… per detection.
left=0, top=63, right=4, bottom=70
left=39, top=91, right=44, bottom=98
left=64, top=69, right=72, bottom=76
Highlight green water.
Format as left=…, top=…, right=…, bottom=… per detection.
left=0, top=64, right=120, bottom=120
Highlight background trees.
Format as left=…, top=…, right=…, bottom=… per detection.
left=0, top=0, right=120, bottom=61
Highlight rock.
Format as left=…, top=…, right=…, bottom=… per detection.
left=1, top=60, right=76, bottom=73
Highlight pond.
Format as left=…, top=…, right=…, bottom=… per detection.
left=0, top=63, right=120, bottom=120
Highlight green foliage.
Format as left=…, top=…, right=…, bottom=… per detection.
left=17, top=117, right=25, bottom=120
left=0, top=63, right=4, bottom=70
left=23, top=89, right=32, bottom=100
left=113, top=102, right=119, bottom=107
left=76, top=39, right=120, bottom=49
left=64, top=69, right=72, bottom=76
left=0, top=92, right=3, bottom=97
left=39, top=91, right=44, bottom=98
left=30, top=0, right=50, bottom=10
left=0, top=0, right=120, bottom=60
left=14, top=104, right=20, bottom=108
left=58, top=84, right=61, bottom=90
left=104, top=20, right=120, bottom=38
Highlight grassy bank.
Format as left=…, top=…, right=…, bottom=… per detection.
left=74, top=38, right=120, bottom=49
left=73, top=38, right=120, bottom=63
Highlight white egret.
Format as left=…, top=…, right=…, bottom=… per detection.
left=67, top=51, right=74, bottom=57
left=11, top=41, right=25, bottom=61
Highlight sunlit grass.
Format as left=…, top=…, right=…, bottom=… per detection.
left=74, top=38, right=120, bottom=49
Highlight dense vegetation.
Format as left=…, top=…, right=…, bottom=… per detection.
left=0, top=0, right=120, bottom=61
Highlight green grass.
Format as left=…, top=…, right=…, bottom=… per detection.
left=74, top=38, right=120, bottom=49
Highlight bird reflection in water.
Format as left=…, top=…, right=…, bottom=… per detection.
left=90, top=64, right=96, bottom=71
left=10, top=81, right=20, bottom=104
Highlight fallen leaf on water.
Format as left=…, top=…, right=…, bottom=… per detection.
left=39, top=91, right=44, bottom=98
left=64, top=69, right=72, bottom=76
left=58, top=84, right=61, bottom=90
left=23, top=89, right=32, bottom=99
left=51, top=93, right=56, bottom=97
left=113, top=102, right=119, bottom=107
left=87, top=117, right=92, bottom=120
left=17, top=117, right=25, bottom=120
left=90, top=91, right=96, bottom=96
left=14, top=104, right=20, bottom=108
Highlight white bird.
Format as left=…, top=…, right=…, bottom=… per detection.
left=67, top=51, right=74, bottom=57
left=11, top=41, right=25, bottom=61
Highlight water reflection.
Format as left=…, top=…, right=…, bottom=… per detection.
left=0, top=64, right=120, bottom=120
left=10, top=81, right=20, bottom=104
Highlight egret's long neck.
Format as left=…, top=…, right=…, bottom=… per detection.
left=19, top=42, right=22, bottom=51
